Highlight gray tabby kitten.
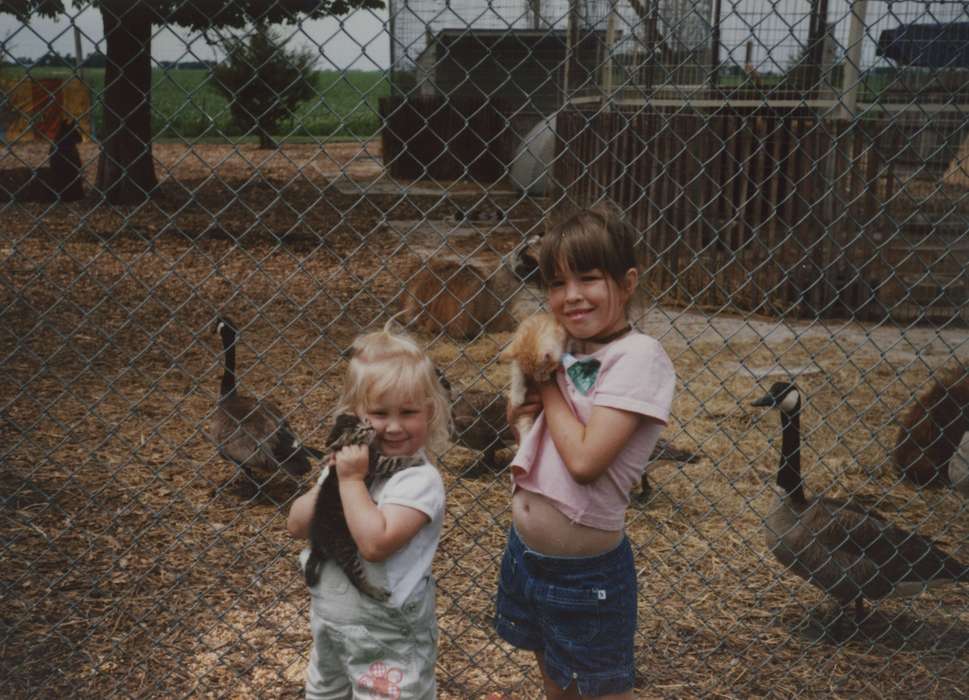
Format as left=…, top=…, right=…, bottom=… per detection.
left=303, top=414, right=424, bottom=599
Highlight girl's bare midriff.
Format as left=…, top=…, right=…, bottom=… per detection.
left=512, top=486, right=622, bottom=557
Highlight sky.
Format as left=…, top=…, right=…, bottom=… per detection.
left=0, top=5, right=391, bottom=70
left=2, top=2, right=967, bottom=73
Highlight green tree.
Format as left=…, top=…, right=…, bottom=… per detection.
left=1, top=0, right=383, bottom=203
left=33, top=50, right=74, bottom=66
left=213, top=24, right=316, bottom=149
left=81, top=51, right=107, bottom=68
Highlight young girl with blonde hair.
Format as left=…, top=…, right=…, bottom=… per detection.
left=288, top=327, right=450, bottom=699
left=496, top=206, right=676, bottom=699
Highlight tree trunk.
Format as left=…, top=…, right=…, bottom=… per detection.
left=96, top=6, right=158, bottom=204
left=257, top=127, right=277, bottom=150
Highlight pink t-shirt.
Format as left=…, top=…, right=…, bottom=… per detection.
left=511, top=332, right=676, bottom=531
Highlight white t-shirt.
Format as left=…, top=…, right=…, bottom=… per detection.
left=301, top=456, right=445, bottom=608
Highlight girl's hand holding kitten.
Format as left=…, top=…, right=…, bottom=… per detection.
left=335, top=445, right=369, bottom=481
left=507, top=381, right=543, bottom=443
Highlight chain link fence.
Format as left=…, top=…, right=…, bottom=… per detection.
left=2, top=0, right=968, bottom=697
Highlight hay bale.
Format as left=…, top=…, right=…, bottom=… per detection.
left=894, top=366, right=969, bottom=486
left=400, top=256, right=517, bottom=339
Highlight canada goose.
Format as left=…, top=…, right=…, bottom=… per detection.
left=211, top=316, right=322, bottom=497
left=753, top=381, right=969, bottom=627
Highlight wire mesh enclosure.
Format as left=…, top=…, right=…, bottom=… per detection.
left=2, top=0, right=969, bottom=698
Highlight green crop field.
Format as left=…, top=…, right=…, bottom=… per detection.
left=2, top=66, right=389, bottom=141
left=7, top=64, right=953, bottom=143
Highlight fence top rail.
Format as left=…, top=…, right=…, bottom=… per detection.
left=566, top=96, right=969, bottom=114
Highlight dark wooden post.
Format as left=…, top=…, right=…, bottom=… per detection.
left=710, top=0, right=722, bottom=88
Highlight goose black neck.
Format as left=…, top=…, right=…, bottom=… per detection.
left=778, top=410, right=805, bottom=503
left=220, top=334, right=237, bottom=397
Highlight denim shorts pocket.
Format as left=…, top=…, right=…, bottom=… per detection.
left=498, top=541, right=519, bottom=592
left=541, top=581, right=604, bottom=645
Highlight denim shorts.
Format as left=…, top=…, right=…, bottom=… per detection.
left=494, top=527, right=637, bottom=696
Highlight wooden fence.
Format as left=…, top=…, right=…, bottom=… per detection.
left=553, top=106, right=962, bottom=322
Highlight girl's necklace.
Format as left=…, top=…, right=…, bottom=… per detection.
left=572, top=324, right=632, bottom=354
left=587, top=324, right=632, bottom=345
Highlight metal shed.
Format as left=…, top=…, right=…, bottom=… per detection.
left=413, top=27, right=608, bottom=139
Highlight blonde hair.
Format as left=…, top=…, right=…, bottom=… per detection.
left=332, top=327, right=452, bottom=456
left=538, top=203, right=640, bottom=287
